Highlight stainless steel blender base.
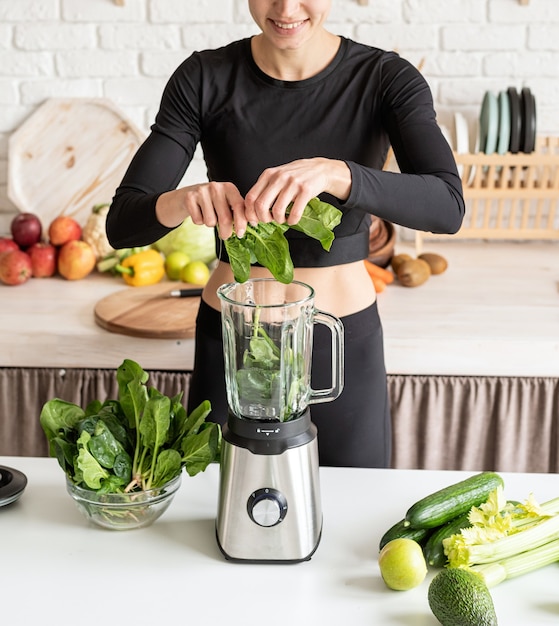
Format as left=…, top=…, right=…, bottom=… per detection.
left=216, top=430, right=322, bottom=563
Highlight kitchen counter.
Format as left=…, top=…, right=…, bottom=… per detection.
left=2, top=455, right=559, bottom=626
left=2, top=240, right=558, bottom=376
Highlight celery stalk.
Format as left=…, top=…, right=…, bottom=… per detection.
left=473, top=514, right=559, bottom=564
left=472, top=537, right=559, bottom=587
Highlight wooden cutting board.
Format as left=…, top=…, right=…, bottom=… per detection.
left=8, top=98, right=145, bottom=228
left=94, top=282, right=202, bottom=339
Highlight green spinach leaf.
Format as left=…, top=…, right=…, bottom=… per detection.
left=222, top=197, right=342, bottom=284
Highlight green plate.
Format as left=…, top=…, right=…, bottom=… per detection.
left=497, top=91, right=511, bottom=155
left=479, top=91, right=499, bottom=155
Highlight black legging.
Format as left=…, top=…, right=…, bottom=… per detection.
left=187, top=299, right=391, bottom=468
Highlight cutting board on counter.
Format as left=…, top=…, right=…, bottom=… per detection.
left=8, top=98, right=145, bottom=227
left=94, top=282, right=201, bottom=339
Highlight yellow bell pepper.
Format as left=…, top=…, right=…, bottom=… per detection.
left=116, top=249, right=165, bottom=287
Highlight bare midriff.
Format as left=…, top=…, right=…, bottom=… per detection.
left=202, top=259, right=376, bottom=317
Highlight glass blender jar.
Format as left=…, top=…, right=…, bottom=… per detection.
left=218, top=278, right=343, bottom=422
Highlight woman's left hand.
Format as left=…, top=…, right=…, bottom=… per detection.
left=244, top=157, right=352, bottom=226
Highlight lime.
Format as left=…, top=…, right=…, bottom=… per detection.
left=165, top=251, right=190, bottom=280
left=180, top=260, right=211, bottom=286
left=378, top=538, right=427, bottom=591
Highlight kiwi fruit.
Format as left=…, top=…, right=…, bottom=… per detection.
left=397, top=258, right=431, bottom=287
left=418, top=253, right=448, bottom=275
left=391, top=253, right=413, bottom=274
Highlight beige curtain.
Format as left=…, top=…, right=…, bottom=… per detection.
left=389, top=375, right=559, bottom=473
left=0, top=368, right=191, bottom=458
left=1, top=369, right=558, bottom=473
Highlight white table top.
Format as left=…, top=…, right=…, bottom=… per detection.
left=2, top=456, right=559, bottom=625
left=1, top=240, right=558, bottom=376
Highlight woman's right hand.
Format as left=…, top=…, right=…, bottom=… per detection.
left=155, top=181, right=247, bottom=240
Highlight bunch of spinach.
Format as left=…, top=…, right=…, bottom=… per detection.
left=40, top=359, right=221, bottom=493
left=223, top=197, right=343, bottom=284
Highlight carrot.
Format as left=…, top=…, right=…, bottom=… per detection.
left=364, top=259, right=394, bottom=284
left=370, top=276, right=387, bottom=293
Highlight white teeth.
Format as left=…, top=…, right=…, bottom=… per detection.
left=273, top=20, right=304, bottom=30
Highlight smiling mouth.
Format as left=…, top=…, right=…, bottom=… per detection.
left=272, top=20, right=306, bottom=30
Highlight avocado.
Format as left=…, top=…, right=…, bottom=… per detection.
left=428, top=568, right=498, bottom=626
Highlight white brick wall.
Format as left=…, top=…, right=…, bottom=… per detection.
left=1, top=0, right=558, bottom=232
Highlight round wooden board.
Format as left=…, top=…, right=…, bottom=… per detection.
left=8, top=98, right=145, bottom=227
left=94, top=282, right=201, bottom=339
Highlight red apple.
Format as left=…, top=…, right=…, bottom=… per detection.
left=11, top=213, right=42, bottom=248
left=48, top=216, right=82, bottom=247
left=0, top=249, right=32, bottom=285
left=57, top=240, right=96, bottom=280
left=0, top=238, right=20, bottom=254
left=28, top=242, right=57, bottom=278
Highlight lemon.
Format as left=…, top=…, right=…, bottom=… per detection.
left=180, top=260, right=211, bottom=286
left=378, top=538, right=427, bottom=591
left=165, top=251, right=190, bottom=280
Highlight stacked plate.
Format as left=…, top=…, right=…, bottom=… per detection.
left=479, top=87, right=537, bottom=155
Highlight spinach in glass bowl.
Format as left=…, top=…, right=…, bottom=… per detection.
left=40, top=359, right=221, bottom=529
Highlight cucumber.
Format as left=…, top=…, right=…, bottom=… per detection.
left=379, top=518, right=432, bottom=551
left=404, top=471, right=504, bottom=529
left=423, top=511, right=472, bottom=567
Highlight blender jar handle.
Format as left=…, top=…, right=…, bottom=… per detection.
left=309, top=310, right=344, bottom=404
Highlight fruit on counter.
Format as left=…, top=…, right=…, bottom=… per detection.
left=396, top=258, right=431, bottom=288
left=390, top=253, right=413, bottom=273
left=0, top=249, right=32, bottom=285
left=27, top=242, right=57, bottom=278
left=82, top=203, right=115, bottom=260
left=57, top=239, right=96, bottom=280
left=379, top=518, right=432, bottom=551
left=115, top=248, right=165, bottom=286
left=378, top=538, right=428, bottom=591
left=165, top=250, right=191, bottom=281
left=428, top=568, right=498, bottom=626
left=418, top=252, right=448, bottom=275
left=404, top=471, right=504, bottom=529
left=0, top=237, right=20, bottom=254
left=39, top=358, right=221, bottom=492
left=48, top=215, right=82, bottom=247
left=390, top=250, right=449, bottom=288
left=180, top=260, right=211, bottom=286
left=11, top=212, right=42, bottom=248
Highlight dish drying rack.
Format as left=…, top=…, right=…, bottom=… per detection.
left=416, top=135, right=559, bottom=250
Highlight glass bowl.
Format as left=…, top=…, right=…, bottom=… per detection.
left=66, top=474, right=181, bottom=531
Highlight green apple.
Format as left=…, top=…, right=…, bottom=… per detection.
left=180, top=261, right=210, bottom=286
left=164, top=251, right=190, bottom=280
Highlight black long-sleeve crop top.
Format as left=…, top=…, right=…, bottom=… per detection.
left=107, top=36, right=464, bottom=267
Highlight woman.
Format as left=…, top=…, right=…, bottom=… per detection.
left=106, top=0, right=465, bottom=468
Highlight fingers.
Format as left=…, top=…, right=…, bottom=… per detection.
left=181, top=182, right=247, bottom=240
left=244, top=159, right=327, bottom=226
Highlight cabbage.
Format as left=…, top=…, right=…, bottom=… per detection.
left=154, top=218, right=216, bottom=264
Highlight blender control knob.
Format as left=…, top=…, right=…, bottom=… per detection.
left=247, top=488, right=288, bottom=527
